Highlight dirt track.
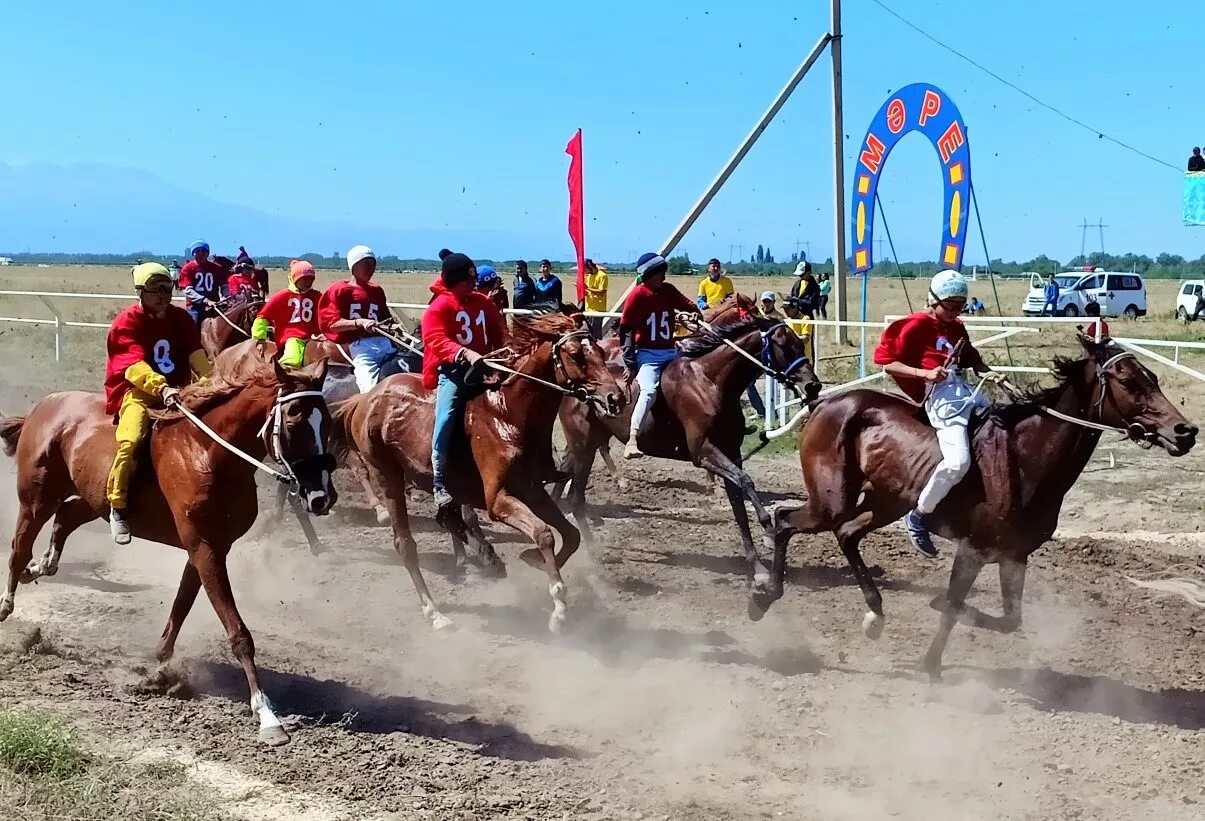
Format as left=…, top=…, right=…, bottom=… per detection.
left=0, top=395, right=1202, bottom=821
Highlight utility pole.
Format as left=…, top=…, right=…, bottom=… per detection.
left=830, top=0, right=848, bottom=343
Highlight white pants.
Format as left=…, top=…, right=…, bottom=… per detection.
left=630, top=347, right=678, bottom=438
left=916, top=373, right=988, bottom=515
left=349, top=336, right=396, bottom=393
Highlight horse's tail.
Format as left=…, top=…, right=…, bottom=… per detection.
left=1125, top=566, right=1205, bottom=609
left=328, top=395, right=362, bottom=467
left=0, top=416, right=26, bottom=458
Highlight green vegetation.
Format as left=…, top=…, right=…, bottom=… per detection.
left=0, top=706, right=221, bottom=821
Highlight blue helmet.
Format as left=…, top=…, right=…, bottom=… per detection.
left=476, top=264, right=498, bottom=286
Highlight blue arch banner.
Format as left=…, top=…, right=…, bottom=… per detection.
left=850, top=83, right=972, bottom=273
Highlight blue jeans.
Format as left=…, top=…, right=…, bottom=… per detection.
left=630, top=347, right=679, bottom=438
left=349, top=336, right=397, bottom=393
left=431, top=365, right=468, bottom=494
left=745, top=383, right=765, bottom=416
left=1039, top=298, right=1059, bottom=317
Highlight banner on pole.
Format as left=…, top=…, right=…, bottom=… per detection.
left=1184, top=173, right=1205, bottom=226
left=850, top=83, right=971, bottom=273
left=565, top=129, right=586, bottom=302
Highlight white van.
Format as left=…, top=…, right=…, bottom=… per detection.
left=1022, top=268, right=1147, bottom=318
left=1177, top=280, right=1204, bottom=321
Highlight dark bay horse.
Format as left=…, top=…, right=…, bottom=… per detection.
left=556, top=303, right=821, bottom=617
left=200, top=295, right=261, bottom=359
left=331, top=313, right=624, bottom=632
left=0, top=358, right=336, bottom=745
left=772, top=335, right=1198, bottom=677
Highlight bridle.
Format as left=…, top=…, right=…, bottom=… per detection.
left=689, top=316, right=813, bottom=387
left=484, top=329, right=605, bottom=408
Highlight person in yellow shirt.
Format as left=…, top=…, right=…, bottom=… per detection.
left=696, top=258, right=735, bottom=309
left=783, top=298, right=815, bottom=362
left=583, top=258, right=609, bottom=337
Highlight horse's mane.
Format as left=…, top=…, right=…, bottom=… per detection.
left=678, top=316, right=761, bottom=359
left=151, top=359, right=279, bottom=422
left=986, top=350, right=1106, bottom=428
left=508, top=310, right=580, bottom=355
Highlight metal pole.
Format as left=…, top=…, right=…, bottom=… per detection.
left=38, top=295, right=63, bottom=363
left=608, top=32, right=834, bottom=313
left=859, top=271, right=868, bottom=378
left=830, top=0, right=848, bottom=344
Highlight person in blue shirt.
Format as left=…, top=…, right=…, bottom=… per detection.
left=513, top=260, right=536, bottom=310
left=1039, top=276, right=1061, bottom=316
left=533, top=259, right=564, bottom=309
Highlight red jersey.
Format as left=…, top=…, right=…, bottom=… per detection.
left=420, top=278, right=508, bottom=389
left=317, top=279, right=392, bottom=344
left=1085, top=319, right=1110, bottom=340
left=873, top=311, right=973, bottom=401
left=619, top=282, right=696, bottom=349
left=257, top=288, right=323, bottom=345
left=226, top=271, right=260, bottom=298
left=178, top=259, right=228, bottom=308
left=104, top=304, right=202, bottom=414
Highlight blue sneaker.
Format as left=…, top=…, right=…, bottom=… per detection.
left=904, top=510, right=938, bottom=559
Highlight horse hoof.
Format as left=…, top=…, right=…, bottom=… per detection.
left=432, top=613, right=454, bottom=631
left=258, top=724, right=290, bottom=747
left=374, top=506, right=391, bottom=525
left=747, top=595, right=769, bottom=622
left=0, top=602, right=12, bottom=622
left=862, top=611, right=885, bottom=640
left=548, top=613, right=566, bottom=634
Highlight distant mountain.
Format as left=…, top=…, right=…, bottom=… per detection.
left=0, top=161, right=552, bottom=258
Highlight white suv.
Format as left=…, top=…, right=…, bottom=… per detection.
left=1177, top=280, right=1204, bottom=321
left=1022, top=269, right=1148, bottom=318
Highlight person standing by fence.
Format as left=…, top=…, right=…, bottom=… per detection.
left=583, top=259, right=609, bottom=337
left=817, top=273, right=831, bottom=319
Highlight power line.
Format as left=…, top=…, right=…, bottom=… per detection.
left=866, top=0, right=1182, bottom=173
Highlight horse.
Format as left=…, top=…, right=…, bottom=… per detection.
left=554, top=300, right=822, bottom=618
left=330, top=312, right=625, bottom=632
left=0, top=357, right=337, bottom=746
left=771, top=334, right=1198, bottom=678
left=200, top=295, right=261, bottom=359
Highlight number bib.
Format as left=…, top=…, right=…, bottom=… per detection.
left=454, top=309, right=490, bottom=347
left=151, top=339, right=177, bottom=375
left=287, top=295, right=316, bottom=324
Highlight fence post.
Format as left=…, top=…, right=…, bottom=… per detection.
left=37, top=296, right=64, bottom=363
left=763, top=374, right=775, bottom=430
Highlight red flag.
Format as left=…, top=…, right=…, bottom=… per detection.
left=565, top=129, right=586, bottom=303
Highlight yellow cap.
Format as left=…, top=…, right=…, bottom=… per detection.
left=132, top=262, right=172, bottom=291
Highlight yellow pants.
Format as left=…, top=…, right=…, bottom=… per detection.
left=279, top=337, right=307, bottom=369
left=105, top=389, right=157, bottom=509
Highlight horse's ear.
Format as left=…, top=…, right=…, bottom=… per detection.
left=310, top=357, right=329, bottom=385
left=1076, top=330, right=1103, bottom=358
left=272, top=357, right=290, bottom=385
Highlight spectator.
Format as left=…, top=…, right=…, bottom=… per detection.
left=758, top=291, right=784, bottom=320
left=583, top=258, right=609, bottom=337
left=790, top=262, right=820, bottom=319
left=697, top=258, right=735, bottom=310
left=513, top=260, right=536, bottom=310
left=817, top=272, right=831, bottom=319
left=782, top=299, right=816, bottom=365
left=534, top=258, right=564, bottom=309
left=966, top=296, right=985, bottom=315
left=1191, top=289, right=1205, bottom=323
left=1039, top=275, right=1060, bottom=316
left=1189, top=148, right=1205, bottom=172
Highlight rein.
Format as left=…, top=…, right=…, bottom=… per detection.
left=211, top=302, right=251, bottom=337
left=483, top=330, right=598, bottom=404
left=1030, top=351, right=1137, bottom=435
left=690, top=317, right=809, bottom=385
left=370, top=321, right=424, bottom=356
left=170, top=389, right=326, bottom=486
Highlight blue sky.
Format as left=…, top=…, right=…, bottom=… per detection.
left=0, top=0, right=1199, bottom=264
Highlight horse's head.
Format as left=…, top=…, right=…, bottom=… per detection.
left=513, top=313, right=625, bottom=417
left=705, top=293, right=756, bottom=325
left=754, top=316, right=822, bottom=402
left=266, top=358, right=339, bottom=514
left=1079, top=334, right=1198, bottom=456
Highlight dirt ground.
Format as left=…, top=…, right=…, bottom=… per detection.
left=0, top=354, right=1204, bottom=821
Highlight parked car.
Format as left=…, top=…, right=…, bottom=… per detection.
left=1022, top=268, right=1148, bottom=318
left=1177, top=279, right=1204, bottom=321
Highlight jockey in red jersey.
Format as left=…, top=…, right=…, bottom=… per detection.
left=178, top=240, right=229, bottom=324
left=104, top=263, right=212, bottom=544
left=873, top=269, right=993, bottom=559
left=253, top=260, right=322, bottom=368
left=420, top=252, right=508, bottom=512
left=317, top=244, right=397, bottom=393
left=619, top=252, right=701, bottom=459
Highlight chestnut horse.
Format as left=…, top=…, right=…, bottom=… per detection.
left=0, top=358, right=337, bottom=745
left=555, top=304, right=822, bottom=617
left=772, top=335, right=1198, bottom=677
left=331, top=312, right=625, bottom=632
left=200, top=295, right=262, bottom=359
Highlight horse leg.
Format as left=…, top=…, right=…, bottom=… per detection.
left=363, top=456, right=451, bottom=630
left=598, top=444, right=627, bottom=492
left=921, top=540, right=987, bottom=681
left=1, top=502, right=56, bottom=621
left=695, top=443, right=776, bottom=602
left=835, top=512, right=887, bottom=639
left=190, top=541, right=287, bottom=746
left=348, top=451, right=389, bottom=524
left=461, top=505, right=505, bottom=578
left=155, top=561, right=202, bottom=662
left=722, top=478, right=761, bottom=572
left=996, top=557, right=1027, bottom=633
left=23, top=497, right=95, bottom=582
left=493, top=491, right=569, bottom=633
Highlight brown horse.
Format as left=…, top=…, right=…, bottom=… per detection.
left=555, top=302, right=822, bottom=617
left=331, top=312, right=625, bottom=632
left=200, top=296, right=262, bottom=359
left=0, top=358, right=336, bottom=745
left=771, top=335, right=1198, bottom=677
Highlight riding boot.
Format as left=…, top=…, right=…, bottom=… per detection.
left=904, top=510, right=938, bottom=559
left=110, top=508, right=131, bottom=545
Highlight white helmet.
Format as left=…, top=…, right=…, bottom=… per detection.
left=929, top=269, right=968, bottom=303
left=346, top=244, right=375, bottom=271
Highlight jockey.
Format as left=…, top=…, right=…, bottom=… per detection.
left=253, top=260, right=322, bottom=368
left=178, top=240, right=228, bottom=323
left=619, top=252, right=701, bottom=459
left=873, top=269, right=992, bottom=559
left=421, top=252, right=508, bottom=512
left=317, top=244, right=396, bottom=392
left=225, top=255, right=262, bottom=301
left=475, top=264, right=510, bottom=311
left=104, top=263, right=212, bottom=544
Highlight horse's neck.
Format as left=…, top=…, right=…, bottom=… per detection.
left=1012, top=368, right=1103, bottom=501
left=496, top=343, right=562, bottom=426
left=185, top=383, right=274, bottom=460
left=701, top=333, right=764, bottom=393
